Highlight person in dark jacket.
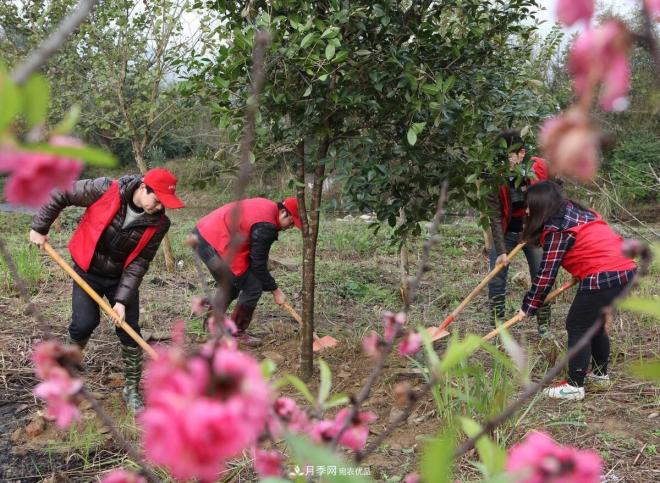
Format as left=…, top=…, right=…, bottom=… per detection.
left=485, top=130, right=551, bottom=336
left=518, top=181, right=636, bottom=400
left=193, top=197, right=302, bottom=347
left=29, top=168, right=184, bottom=411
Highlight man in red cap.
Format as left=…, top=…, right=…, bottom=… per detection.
left=193, top=196, right=301, bottom=346
left=29, top=168, right=184, bottom=411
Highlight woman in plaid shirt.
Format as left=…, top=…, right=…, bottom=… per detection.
left=518, top=181, right=636, bottom=400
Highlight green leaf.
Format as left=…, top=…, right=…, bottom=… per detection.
left=261, top=358, right=277, bottom=379
left=629, top=358, right=660, bottom=383
left=25, top=144, right=117, bottom=168
left=284, top=374, right=316, bottom=405
left=300, top=32, right=317, bottom=49
left=318, top=74, right=329, bottom=81
left=325, top=43, right=336, bottom=60
left=323, top=393, right=349, bottom=409
left=318, top=359, right=332, bottom=405
left=418, top=324, right=440, bottom=368
left=440, top=335, right=483, bottom=372
left=303, top=85, right=312, bottom=97
left=0, top=71, right=20, bottom=131
left=355, top=49, right=371, bottom=56
left=52, top=104, right=81, bottom=135
left=286, top=434, right=372, bottom=483
left=459, top=417, right=506, bottom=477
left=413, top=122, right=426, bottom=134
left=22, top=74, right=50, bottom=128
left=333, top=50, right=348, bottom=63
left=320, top=26, right=340, bottom=39
left=406, top=128, right=417, bottom=146
left=618, top=297, right=660, bottom=318
left=420, top=430, right=455, bottom=483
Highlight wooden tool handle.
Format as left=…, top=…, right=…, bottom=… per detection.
left=282, top=301, right=320, bottom=341
left=43, top=243, right=158, bottom=360
left=482, top=277, right=578, bottom=341
left=438, top=242, right=526, bottom=332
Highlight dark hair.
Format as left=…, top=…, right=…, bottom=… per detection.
left=495, top=129, right=525, bottom=163
left=522, top=181, right=566, bottom=245
left=277, top=201, right=288, bottom=213
left=145, top=185, right=154, bottom=195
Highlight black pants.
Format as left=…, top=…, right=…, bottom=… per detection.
left=566, top=284, right=627, bottom=386
left=193, top=228, right=263, bottom=309
left=70, top=265, right=141, bottom=347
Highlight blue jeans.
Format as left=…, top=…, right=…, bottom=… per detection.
left=488, top=231, right=550, bottom=329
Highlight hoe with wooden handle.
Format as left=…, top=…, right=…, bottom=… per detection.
left=427, top=242, right=526, bottom=341
left=282, top=301, right=338, bottom=352
left=43, top=242, right=159, bottom=360
left=483, top=277, right=578, bottom=341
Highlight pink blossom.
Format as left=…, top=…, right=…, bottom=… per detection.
left=32, top=341, right=83, bottom=429
left=101, top=469, right=147, bottom=483
left=140, top=344, right=271, bottom=482
left=539, top=110, right=601, bottom=183
left=568, top=21, right=632, bottom=111
left=191, top=296, right=211, bottom=316
left=404, top=473, right=421, bottom=483
left=270, top=397, right=309, bottom=435
left=506, top=431, right=602, bottom=483
left=362, top=331, right=381, bottom=358
left=332, top=408, right=378, bottom=451
left=34, top=367, right=82, bottom=428
left=254, top=449, right=285, bottom=477
left=399, top=332, right=422, bottom=356
left=308, top=410, right=377, bottom=450
left=646, top=0, right=660, bottom=21
left=556, top=0, right=593, bottom=27
left=0, top=145, right=82, bottom=207
left=309, top=419, right=336, bottom=444
left=383, top=311, right=405, bottom=342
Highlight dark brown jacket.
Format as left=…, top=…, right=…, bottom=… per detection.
left=31, top=176, right=170, bottom=304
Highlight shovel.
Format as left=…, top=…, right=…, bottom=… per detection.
left=482, top=277, right=578, bottom=341
left=427, top=242, right=526, bottom=341
left=281, top=301, right=338, bottom=352
left=43, top=242, right=158, bottom=360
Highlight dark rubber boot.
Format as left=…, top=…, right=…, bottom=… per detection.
left=230, top=304, right=261, bottom=347
left=121, top=344, right=144, bottom=412
left=489, top=294, right=506, bottom=328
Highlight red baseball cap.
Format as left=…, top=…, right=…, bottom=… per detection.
left=282, top=197, right=302, bottom=229
left=143, top=168, right=185, bottom=209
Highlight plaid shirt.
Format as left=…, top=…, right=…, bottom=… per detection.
left=521, top=203, right=635, bottom=315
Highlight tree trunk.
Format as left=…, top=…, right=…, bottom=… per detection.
left=297, top=137, right=329, bottom=380
left=132, top=140, right=175, bottom=271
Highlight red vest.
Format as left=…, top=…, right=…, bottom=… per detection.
left=196, top=198, right=280, bottom=276
left=540, top=215, right=636, bottom=279
left=68, top=181, right=160, bottom=271
left=499, top=157, right=548, bottom=233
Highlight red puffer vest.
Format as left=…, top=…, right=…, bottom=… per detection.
left=499, top=157, right=548, bottom=233
left=196, top=197, right=280, bottom=276
left=540, top=214, right=636, bottom=279
left=68, top=181, right=160, bottom=271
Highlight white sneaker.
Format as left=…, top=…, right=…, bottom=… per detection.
left=586, top=372, right=611, bottom=388
left=542, top=381, right=585, bottom=400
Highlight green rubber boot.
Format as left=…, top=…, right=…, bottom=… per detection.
left=67, top=335, right=90, bottom=351
left=121, top=344, right=144, bottom=412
